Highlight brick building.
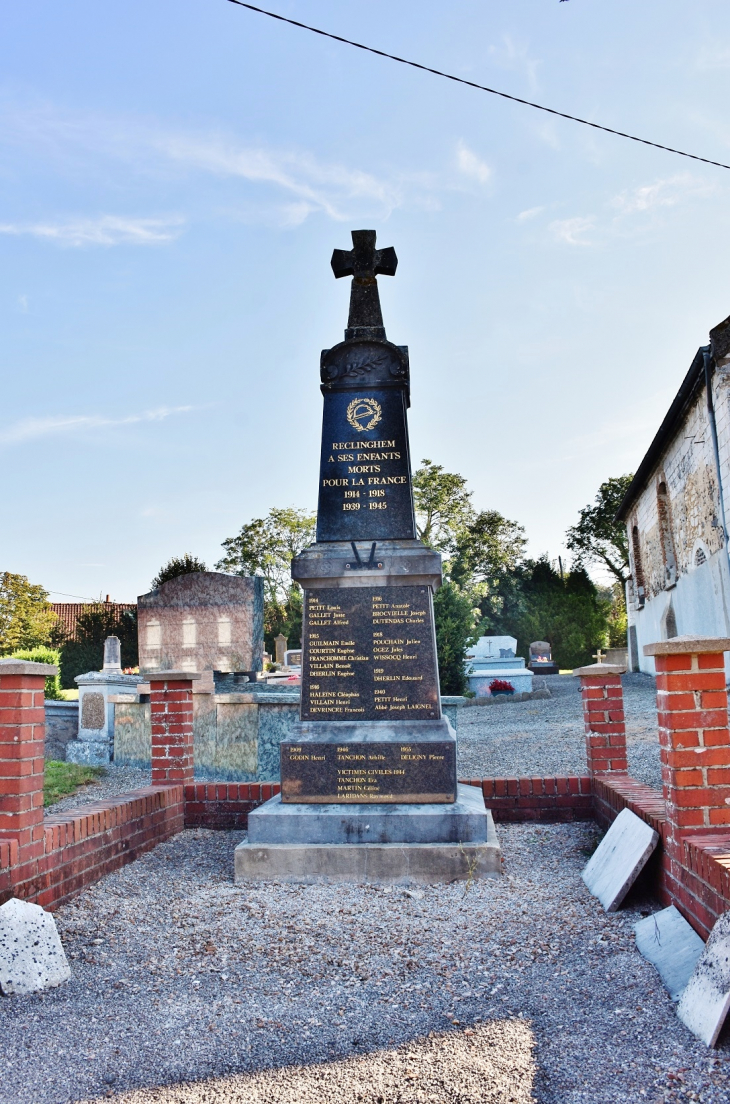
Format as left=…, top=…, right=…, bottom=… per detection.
left=617, top=313, right=730, bottom=674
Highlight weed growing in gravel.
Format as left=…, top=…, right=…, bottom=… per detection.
left=44, top=760, right=105, bottom=806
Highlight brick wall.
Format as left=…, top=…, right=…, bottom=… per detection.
left=462, top=777, right=593, bottom=822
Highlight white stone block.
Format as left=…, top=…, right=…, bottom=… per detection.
left=677, top=911, right=730, bottom=1046
left=0, top=898, right=71, bottom=996
left=582, top=807, right=659, bottom=912
left=634, top=906, right=705, bottom=1000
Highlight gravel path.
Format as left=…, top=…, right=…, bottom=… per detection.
left=457, top=674, right=662, bottom=790
left=2, top=824, right=728, bottom=1103
left=48, top=767, right=152, bottom=815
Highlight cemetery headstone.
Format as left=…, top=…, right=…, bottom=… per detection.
left=634, top=906, right=705, bottom=1001
left=235, top=230, right=500, bottom=883
left=528, top=640, right=559, bottom=676
left=275, top=634, right=288, bottom=667
left=137, top=572, right=264, bottom=678
left=464, top=635, right=533, bottom=695
left=66, top=636, right=140, bottom=766
left=0, top=898, right=71, bottom=996
left=677, top=911, right=730, bottom=1046
left=582, top=807, right=659, bottom=911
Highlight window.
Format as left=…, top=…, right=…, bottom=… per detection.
left=146, top=620, right=161, bottom=648
left=695, top=547, right=707, bottom=567
left=182, top=618, right=197, bottom=647
left=656, top=481, right=678, bottom=587
left=631, top=524, right=646, bottom=607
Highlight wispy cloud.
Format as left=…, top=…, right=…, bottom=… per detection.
left=517, top=206, right=545, bottom=222
left=611, top=174, right=717, bottom=216
left=0, top=405, right=194, bottom=445
left=0, top=215, right=184, bottom=247
left=455, top=142, right=491, bottom=185
left=549, top=216, right=595, bottom=246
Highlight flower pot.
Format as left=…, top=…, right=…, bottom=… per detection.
left=490, top=689, right=514, bottom=697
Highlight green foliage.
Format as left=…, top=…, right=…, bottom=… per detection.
left=0, top=571, right=57, bottom=655
left=489, top=558, right=610, bottom=670
left=217, top=507, right=317, bottom=603
left=264, top=587, right=303, bottom=654
left=44, top=761, right=104, bottom=807
left=10, top=646, right=63, bottom=699
left=604, top=582, right=628, bottom=648
left=566, top=475, right=634, bottom=586
left=151, top=553, right=207, bottom=590
left=433, top=581, right=479, bottom=695
left=217, top=506, right=316, bottom=653
left=56, top=605, right=138, bottom=690
left=412, top=459, right=473, bottom=555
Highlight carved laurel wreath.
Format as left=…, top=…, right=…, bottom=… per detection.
left=346, top=397, right=382, bottom=432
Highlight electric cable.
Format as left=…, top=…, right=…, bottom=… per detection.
left=226, top=0, right=730, bottom=172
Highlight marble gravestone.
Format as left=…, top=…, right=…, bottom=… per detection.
left=66, top=636, right=140, bottom=766
left=235, top=230, right=500, bottom=884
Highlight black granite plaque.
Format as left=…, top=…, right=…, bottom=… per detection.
left=280, top=740, right=455, bottom=803
left=316, top=388, right=416, bottom=542
left=300, top=586, right=440, bottom=722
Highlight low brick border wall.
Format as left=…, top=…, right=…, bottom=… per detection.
left=461, top=776, right=593, bottom=822
left=1, top=786, right=183, bottom=909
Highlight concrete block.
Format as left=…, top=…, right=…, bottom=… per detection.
left=0, top=898, right=71, bottom=996
left=678, top=912, right=730, bottom=1046
left=235, top=832, right=501, bottom=886
left=66, top=739, right=110, bottom=766
left=634, top=906, right=705, bottom=1000
left=582, top=808, right=659, bottom=911
left=248, top=783, right=490, bottom=845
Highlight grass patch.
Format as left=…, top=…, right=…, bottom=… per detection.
left=44, top=761, right=105, bottom=807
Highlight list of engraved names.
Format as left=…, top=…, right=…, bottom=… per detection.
left=300, top=586, right=440, bottom=722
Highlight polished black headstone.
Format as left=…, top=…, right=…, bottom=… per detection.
left=280, top=739, right=455, bottom=804
left=300, top=586, right=440, bottom=721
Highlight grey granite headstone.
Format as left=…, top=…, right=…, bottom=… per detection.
left=102, top=635, right=122, bottom=672
left=677, top=911, right=730, bottom=1046
left=582, top=808, right=659, bottom=911
left=0, top=898, right=71, bottom=996
left=635, top=906, right=705, bottom=1000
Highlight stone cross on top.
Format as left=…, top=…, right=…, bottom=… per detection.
left=331, top=229, right=397, bottom=342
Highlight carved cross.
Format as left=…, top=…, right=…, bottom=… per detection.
left=331, top=230, right=397, bottom=339
left=592, top=648, right=606, bottom=665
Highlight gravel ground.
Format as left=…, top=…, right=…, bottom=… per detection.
left=2, top=824, right=728, bottom=1104
left=457, top=674, right=662, bottom=790
left=48, top=767, right=152, bottom=815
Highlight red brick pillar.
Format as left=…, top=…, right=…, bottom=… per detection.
left=147, top=671, right=200, bottom=786
left=644, top=638, right=730, bottom=830
left=0, top=659, right=55, bottom=858
left=573, top=663, right=628, bottom=775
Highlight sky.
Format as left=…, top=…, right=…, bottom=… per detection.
left=3, top=1, right=730, bottom=602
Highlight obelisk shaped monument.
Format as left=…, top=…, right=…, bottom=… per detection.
left=235, top=231, right=500, bottom=883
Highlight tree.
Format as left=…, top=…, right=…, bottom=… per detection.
left=217, top=507, right=316, bottom=653
left=56, top=604, right=138, bottom=689
left=10, top=646, right=63, bottom=699
left=0, top=572, right=57, bottom=655
left=491, top=558, right=610, bottom=669
left=566, top=475, right=633, bottom=587
left=412, top=459, right=473, bottom=555
left=151, top=553, right=207, bottom=590
left=433, top=581, right=480, bottom=695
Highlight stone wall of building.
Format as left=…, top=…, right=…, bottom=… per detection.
left=626, top=366, right=730, bottom=673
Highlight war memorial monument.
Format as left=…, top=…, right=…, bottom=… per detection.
left=235, top=231, right=500, bottom=883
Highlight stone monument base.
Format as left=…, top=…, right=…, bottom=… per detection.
left=234, top=783, right=501, bottom=885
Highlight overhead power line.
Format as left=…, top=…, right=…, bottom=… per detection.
left=227, top=0, right=730, bottom=172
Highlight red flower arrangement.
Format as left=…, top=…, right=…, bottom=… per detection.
left=489, top=679, right=515, bottom=693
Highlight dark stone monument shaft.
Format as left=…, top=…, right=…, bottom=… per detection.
left=283, top=230, right=455, bottom=805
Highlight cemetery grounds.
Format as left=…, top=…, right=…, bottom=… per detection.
left=2, top=675, right=729, bottom=1104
